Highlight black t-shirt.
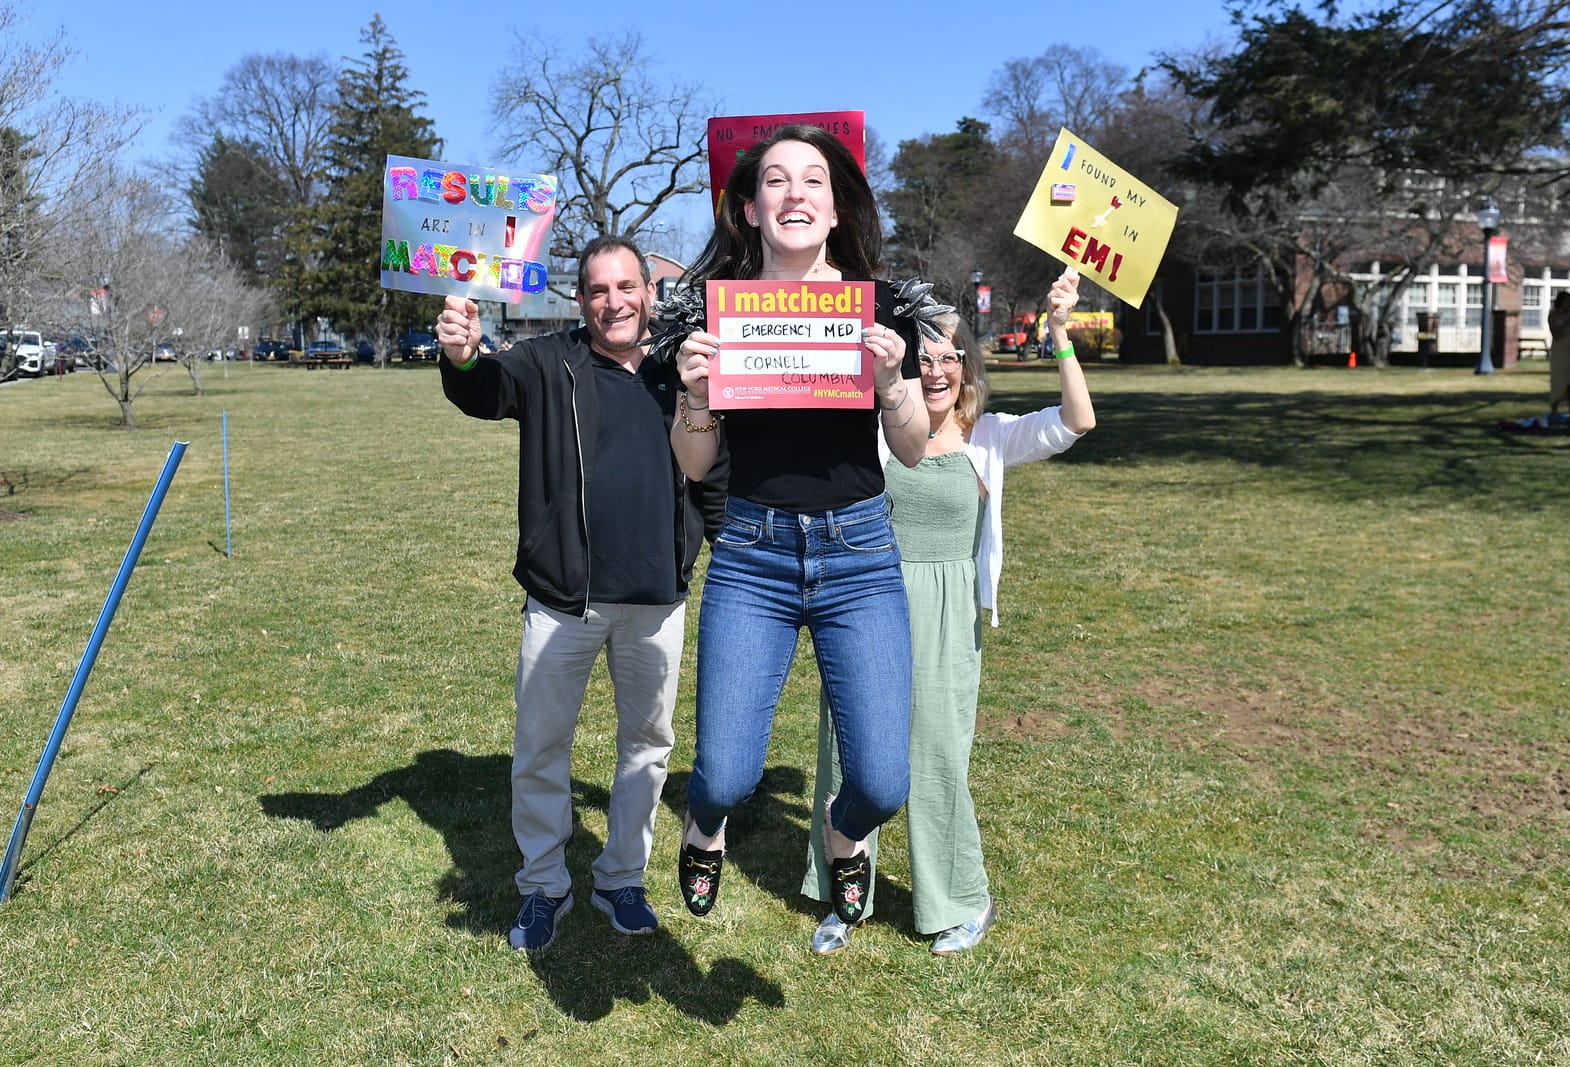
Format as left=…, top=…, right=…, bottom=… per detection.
left=721, top=278, right=921, bottom=512
left=586, top=352, right=679, bottom=604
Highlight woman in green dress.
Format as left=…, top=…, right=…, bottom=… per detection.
left=801, top=268, right=1096, bottom=955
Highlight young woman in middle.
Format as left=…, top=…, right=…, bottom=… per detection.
left=666, top=123, right=928, bottom=926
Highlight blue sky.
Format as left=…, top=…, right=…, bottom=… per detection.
left=21, top=0, right=1243, bottom=247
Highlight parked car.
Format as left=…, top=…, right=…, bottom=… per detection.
left=152, top=340, right=179, bottom=363
left=354, top=339, right=376, bottom=363
left=58, top=335, right=96, bottom=369
left=7, top=329, right=52, bottom=376
left=305, top=339, right=345, bottom=362
left=254, top=338, right=291, bottom=362
left=398, top=330, right=439, bottom=361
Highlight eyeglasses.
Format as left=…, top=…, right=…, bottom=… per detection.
left=918, top=350, right=964, bottom=370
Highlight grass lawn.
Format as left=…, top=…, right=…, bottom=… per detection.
left=1, top=357, right=1568, bottom=1065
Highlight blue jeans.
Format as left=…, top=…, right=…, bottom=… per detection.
left=687, top=493, right=912, bottom=842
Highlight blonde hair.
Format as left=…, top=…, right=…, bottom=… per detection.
left=928, top=311, right=990, bottom=430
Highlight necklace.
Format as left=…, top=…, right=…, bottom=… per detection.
left=759, top=262, right=830, bottom=278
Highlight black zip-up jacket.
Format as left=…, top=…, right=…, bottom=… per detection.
left=439, top=327, right=725, bottom=616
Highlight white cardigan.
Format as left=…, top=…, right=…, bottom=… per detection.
left=882, top=406, right=1083, bottom=626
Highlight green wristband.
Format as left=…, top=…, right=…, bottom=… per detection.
left=453, top=352, right=479, bottom=372
left=1053, top=346, right=1076, bottom=361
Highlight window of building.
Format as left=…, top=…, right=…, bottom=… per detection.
left=1215, top=279, right=1236, bottom=331
left=1195, top=281, right=1214, bottom=332
left=1437, top=281, right=1458, bottom=327
left=1464, top=281, right=1483, bottom=328
left=1193, top=268, right=1280, bottom=334
left=1523, top=284, right=1544, bottom=331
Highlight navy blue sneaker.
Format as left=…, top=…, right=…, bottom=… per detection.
left=508, top=891, right=573, bottom=952
left=592, top=886, right=658, bottom=935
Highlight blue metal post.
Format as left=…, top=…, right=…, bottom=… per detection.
left=0, top=441, right=188, bottom=902
left=222, top=412, right=232, bottom=559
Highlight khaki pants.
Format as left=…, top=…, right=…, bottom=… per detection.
left=511, top=599, right=685, bottom=897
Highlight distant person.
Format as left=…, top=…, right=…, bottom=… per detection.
left=435, top=235, right=719, bottom=953
left=802, top=269, right=1096, bottom=956
left=1549, top=291, right=1570, bottom=425
left=1035, top=310, right=1054, bottom=362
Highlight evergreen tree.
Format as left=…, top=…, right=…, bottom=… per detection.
left=885, top=118, right=997, bottom=281
left=186, top=134, right=289, bottom=287
left=291, top=15, right=443, bottom=349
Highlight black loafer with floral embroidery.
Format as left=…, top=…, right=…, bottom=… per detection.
left=828, top=855, right=870, bottom=925
left=679, top=843, right=724, bottom=916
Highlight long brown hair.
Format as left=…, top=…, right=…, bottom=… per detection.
left=683, top=124, right=882, bottom=285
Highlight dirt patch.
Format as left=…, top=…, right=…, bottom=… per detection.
left=0, top=509, right=27, bottom=521
left=996, top=656, right=1570, bottom=864
left=996, top=708, right=1072, bottom=740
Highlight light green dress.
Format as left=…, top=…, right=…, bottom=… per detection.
left=802, top=450, right=987, bottom=933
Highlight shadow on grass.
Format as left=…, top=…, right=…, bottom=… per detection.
left=986, top=373, right=1569, bottom=509
left=7, top=763, right=155, bottom=898
left=259, top=748, right=785, bottom=1023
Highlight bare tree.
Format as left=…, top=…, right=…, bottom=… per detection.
left=0, top=1, right=141, bottom=377
left=491, top=31, right=714, bottom=263
left=176, top=251, right=275, bottom=394
left=177, top=53, right=338, bottom=207
left=37, top=168, right=267, bottom=427
left=983, top=46, right=1132, bottom=157
left=864, top=127, right=894, bottom=203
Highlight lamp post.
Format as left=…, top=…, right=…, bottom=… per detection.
left=970, top=268, right=984, bottom=346
left=1474, top=197, right=1502, bottom=376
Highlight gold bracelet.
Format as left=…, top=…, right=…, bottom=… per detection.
left=679, top=393, right=718, bottom=433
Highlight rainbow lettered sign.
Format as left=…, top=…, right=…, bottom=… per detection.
left=706, top=111, right=864, bottom=215
left=1014, top=129, right=1177, bottom=308
left=380, top=155, right=559, bottom=303
left=705, top=280, right=874, bottom=410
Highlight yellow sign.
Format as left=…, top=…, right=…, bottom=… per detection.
left=1058, top=311, right=1115, bottom=331
left=1014, top=128, right=1178, bottom=308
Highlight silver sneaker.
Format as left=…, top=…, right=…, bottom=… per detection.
left=930, top=897, right=997, bottom=956
left=810, top=912, right=855, bottom=956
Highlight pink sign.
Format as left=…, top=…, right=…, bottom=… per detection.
left=705, top=280, right=874, bottom=410
left=706, top=111, right=865, bottom=215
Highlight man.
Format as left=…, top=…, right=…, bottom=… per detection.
left=436, top=235, right=716, bottom=952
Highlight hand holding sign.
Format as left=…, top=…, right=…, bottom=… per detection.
left=679, top=330, right=720, bottom=406
left=1048, top=268, right=1081, bottom=327
left=436, top=296, right=482, bottom=366
left=864, top=322, right=907, bottom=395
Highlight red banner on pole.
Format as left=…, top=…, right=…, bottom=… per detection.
left=1487, top=235, right=1509, bottom=284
